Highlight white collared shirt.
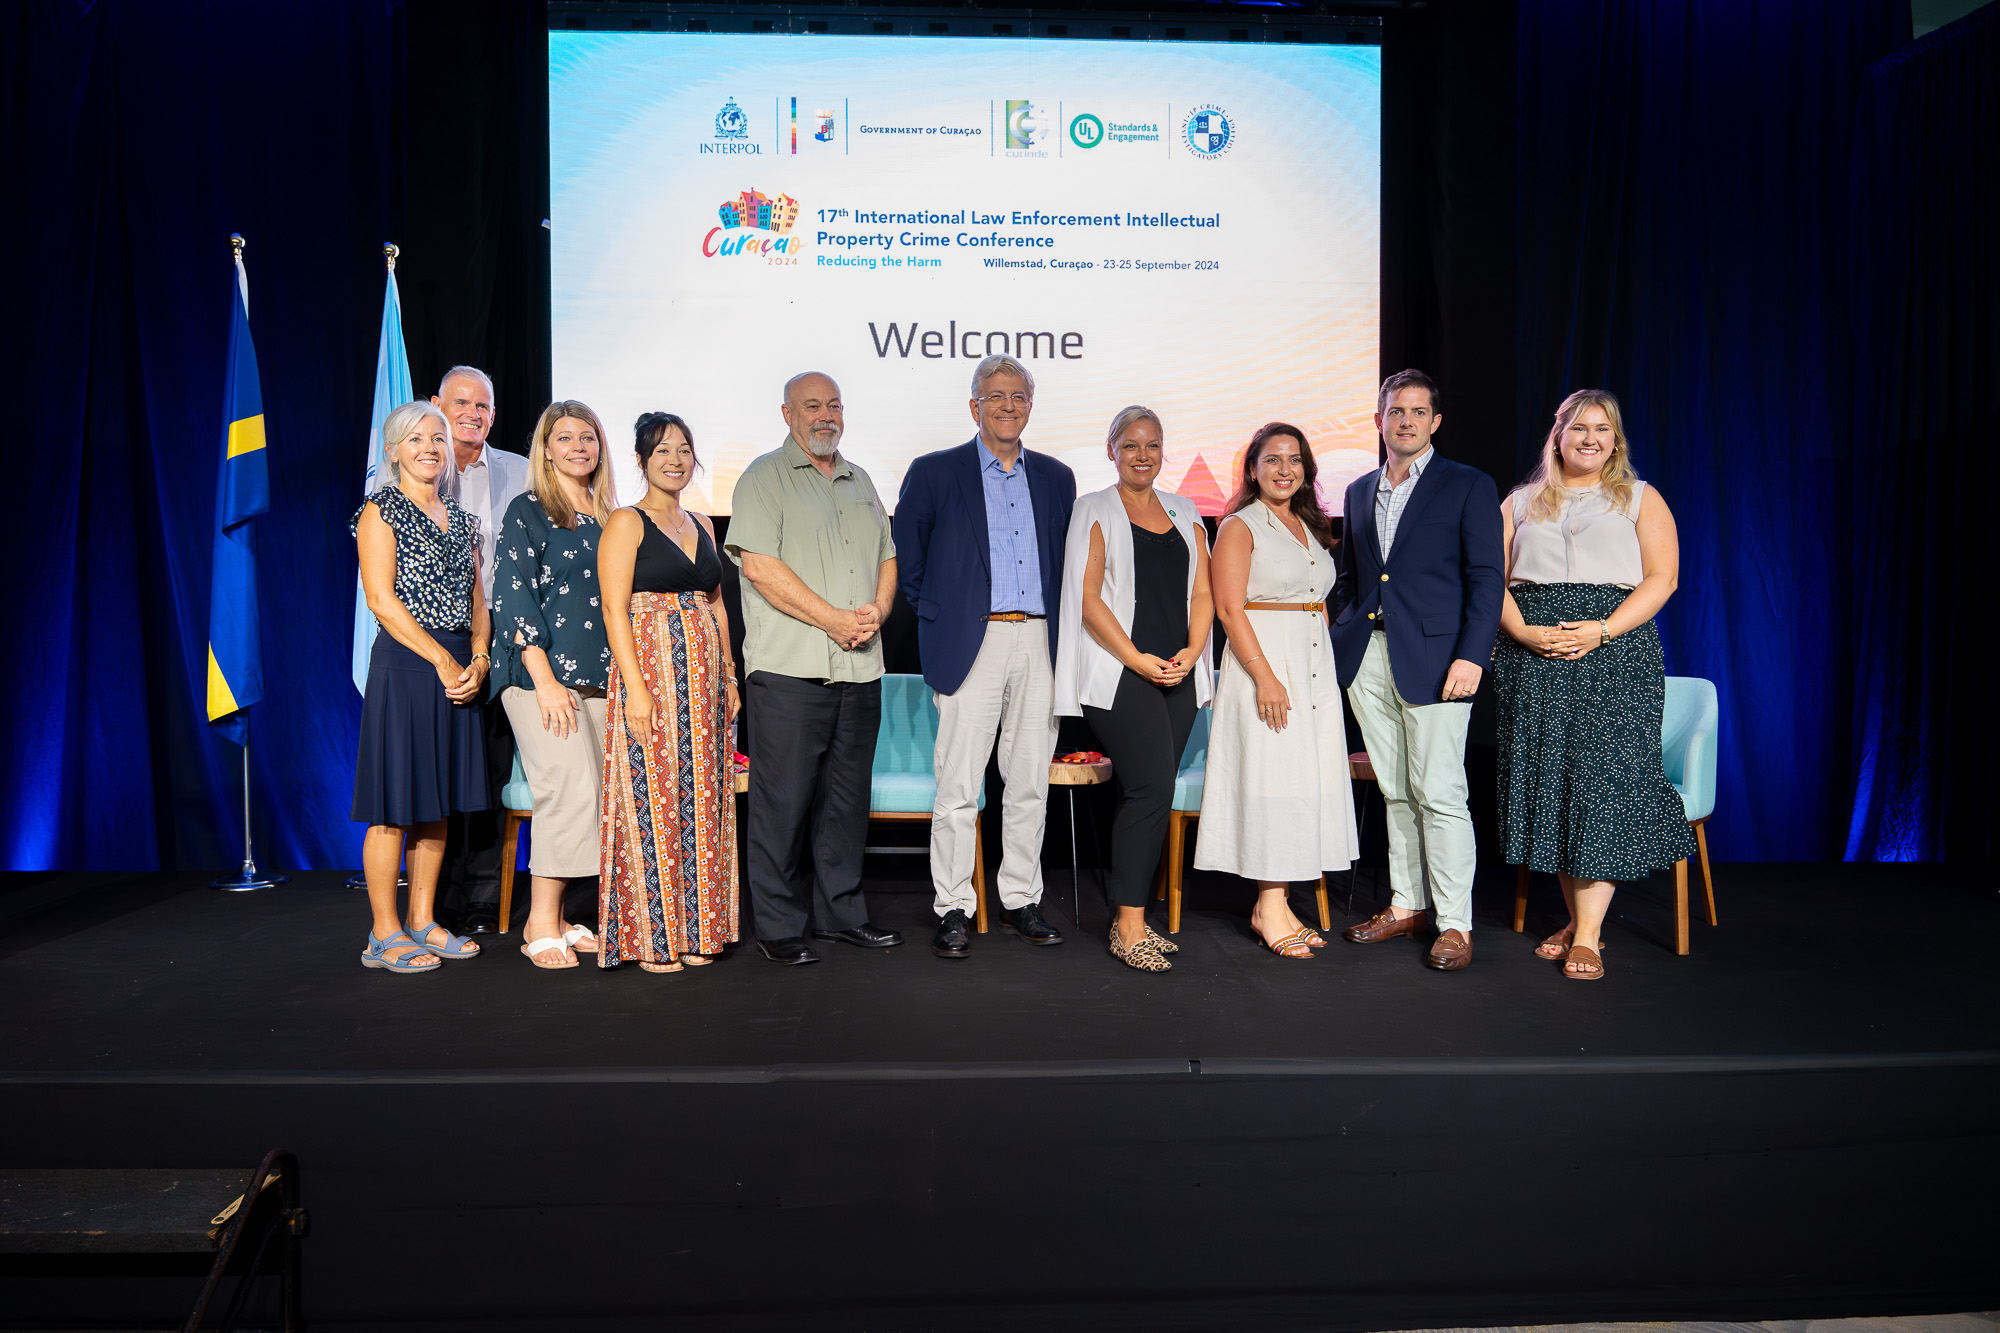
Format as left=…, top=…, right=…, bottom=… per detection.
left=455, top=443, right=528, bottom=604
left=1374, top=445, right=1433, bottom=561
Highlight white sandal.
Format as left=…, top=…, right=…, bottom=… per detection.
left=521, top=936, right=578, bottom=970
left=562, top=924, right=599, bottom=954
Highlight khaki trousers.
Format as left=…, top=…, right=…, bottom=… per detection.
left=930, top=619, right=1056, bottom=917
left=500, top=686, right=608, bottom=880
left=1344, top=633, right=1476, bottom=934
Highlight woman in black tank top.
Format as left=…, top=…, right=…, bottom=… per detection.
left=1074, top=406, right=1214, bottom=972
left=595, top=412, right=742, bottom=973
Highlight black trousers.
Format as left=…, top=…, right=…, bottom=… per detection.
left=1083, top=670, right=1198, bottom=909
left=745, top=672, right=881, bottom=941
left=438, top=694, right=513, bottom=914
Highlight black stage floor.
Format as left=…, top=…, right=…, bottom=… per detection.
left=2, top=860, right=1996, bottom=1331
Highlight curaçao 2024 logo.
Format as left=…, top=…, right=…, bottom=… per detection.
left=702, top=188, right=804, bottom=259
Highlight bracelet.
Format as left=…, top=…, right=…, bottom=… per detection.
left=472, top=651, right=491, bottom=664
left=1240, top=653, right=1265, bottom=667
left=1599, top=620, right=1611, bottom=646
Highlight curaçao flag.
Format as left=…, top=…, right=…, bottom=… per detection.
left=352, top=257, right=413, bottom=692
left=206, top=245, right=269, bottom=744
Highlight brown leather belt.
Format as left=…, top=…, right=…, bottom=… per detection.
left=1244, top=601, right=1325, bottom=612
left=987, top=611, right=1046, bottom=621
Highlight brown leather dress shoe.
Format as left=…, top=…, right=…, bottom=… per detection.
left=1343, top=909, right=1425, bottom=944
left=1425, top=929, right=1473, bottom=970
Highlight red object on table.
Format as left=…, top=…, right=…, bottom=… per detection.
left=1056, top=751, right=1104, bottom=765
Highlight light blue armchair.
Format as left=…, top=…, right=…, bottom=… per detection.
left=870, top=674, right=988, bottom=931
left=497, top=751, right=534, bottom=935
left=1152, top=709, right=1333, bottom=935
left=1511, top=674, right=1719, bottom=954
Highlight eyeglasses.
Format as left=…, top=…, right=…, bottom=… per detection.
left=976, top=393, right=1032, bottom=409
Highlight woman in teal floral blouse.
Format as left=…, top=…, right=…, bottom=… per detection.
left=490, top=400, right=619, bottom=970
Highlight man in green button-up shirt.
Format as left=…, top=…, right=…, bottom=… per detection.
left=725, top=372, right=903, bottom=964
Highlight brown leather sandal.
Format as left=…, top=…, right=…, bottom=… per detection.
left=1563, top=944, right=1605, bottom=980
left=1535, top=925, right=1575, bottom=959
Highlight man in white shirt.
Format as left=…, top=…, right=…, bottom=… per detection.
left=431, top=366, right=529, bottom=933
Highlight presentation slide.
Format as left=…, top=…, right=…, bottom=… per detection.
left=550, top=32, right=1380, bottom=514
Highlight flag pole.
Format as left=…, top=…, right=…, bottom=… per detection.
left=348, top=241, right=408, bottom=891
left=210, top=232, right=288, bottom=893
left=211, top=743, right=288, bottom=892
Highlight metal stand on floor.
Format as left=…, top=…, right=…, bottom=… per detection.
left=1050, top=758, right=1112, bottom=932
left=210, top=746, right=289, bottom=892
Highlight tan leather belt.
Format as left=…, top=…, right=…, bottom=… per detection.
left=1244, top=601, right=1325, bottom=612
left=987, top=611, right=1046, bottom=621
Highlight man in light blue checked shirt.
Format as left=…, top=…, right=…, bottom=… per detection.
left=895, top=355, right=1078, bottom=960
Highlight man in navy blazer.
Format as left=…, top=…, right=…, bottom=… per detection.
left=1331, top=369, right=1503, bottom=970
left=894, top=355, right=1076, bottom=959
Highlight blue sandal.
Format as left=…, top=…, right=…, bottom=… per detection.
left=407, top=920, right=481, bottom=960
left=361, top=930, right=441, bottom=974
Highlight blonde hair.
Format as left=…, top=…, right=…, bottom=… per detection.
left=378, top=400, right=457, bottom=498
left=1512, top=389, right=1639, bottom=524
left=1105, top=404, right=1162, bottom=452
left=526, top=400, right=615, bottom=529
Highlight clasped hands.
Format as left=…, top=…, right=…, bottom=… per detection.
left=437, top=654, right=489, bottom=705
left=1514, top=621, right=1603, bottom=661
left=1133, top=647, right=1197, bottom=688
left=826, top=601, right=887, bottom=651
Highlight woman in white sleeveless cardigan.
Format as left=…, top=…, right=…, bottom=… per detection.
left=1195, top=424, right=1358, bottom=956
left=1055, top=406, right=1214, bottom=972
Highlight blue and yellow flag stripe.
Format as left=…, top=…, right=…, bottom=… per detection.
left=207, top=254, right=269, bottom=741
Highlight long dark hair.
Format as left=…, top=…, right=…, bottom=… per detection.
left=1224, top=422, right=1335, bottom=549
left=634, top=411, right=700, bottom=470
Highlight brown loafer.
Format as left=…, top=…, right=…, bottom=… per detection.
left=1425, top=929, right=1472, bottom=970
left=1343, top=909, right=1426, bottom=944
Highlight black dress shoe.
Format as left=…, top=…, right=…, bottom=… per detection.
left=931, top=909, right=972, bottom=959
left=999, top=902, right=1064, bottom=945
left=756, top=937, right=822, bottom=965
left=460, top=906, right=500, bottom=935
left=810, top=922, right=905, bottom=949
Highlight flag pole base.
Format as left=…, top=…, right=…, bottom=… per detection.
left=210, top=860, right=290, bottom=893
left=344, top=873, right=408, bottom=889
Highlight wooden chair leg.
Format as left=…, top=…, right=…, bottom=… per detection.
left=498, top=812, right=524, bottom=935
left=972, top=818, right=990, bottom=934
left=1165, top=812, right=1188, bottom=934
left=1694, top=820, right=1717, bottom=926
left=1312, top=874, right=1331, bottom=932
left=1673, top=857, right=1690, bottom=955
left=1512, top=864, right=1529, bottom=932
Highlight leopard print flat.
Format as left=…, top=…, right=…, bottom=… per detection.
left=1109, top=928, right=1172, bottom=972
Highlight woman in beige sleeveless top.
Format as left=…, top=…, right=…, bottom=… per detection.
left=1493, top=390, right=1695, bottom=981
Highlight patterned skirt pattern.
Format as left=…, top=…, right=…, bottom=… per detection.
left=599, top=591, right=739, bottom=966
left=1493, top=583, right=1698, bottom=881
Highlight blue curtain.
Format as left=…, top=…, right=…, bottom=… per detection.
left=1844, top=4, right=2000, bottom=860
left=1516, top=0, right=1911, bottom=860
left=1, top=2, right=403, bottom=870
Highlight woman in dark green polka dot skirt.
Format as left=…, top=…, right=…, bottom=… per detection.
left=1493, top=390, right=1696, bottom=981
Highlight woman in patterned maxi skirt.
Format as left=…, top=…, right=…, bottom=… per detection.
left=596, top=412, right=740, bottom=972
left=1494, top=390, right=1694, bottom=981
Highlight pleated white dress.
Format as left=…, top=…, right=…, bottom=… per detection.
left=1193, top=503, right=1359, bottom=881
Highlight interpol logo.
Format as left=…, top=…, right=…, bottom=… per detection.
left=1181, top=104, right=1234, bottom=159
left=703, top=97, right=763, bottom=154
left=1068, top=113, right=1104, bottom=149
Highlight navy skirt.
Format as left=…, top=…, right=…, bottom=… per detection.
left=351, top=629, right=490, bottom=827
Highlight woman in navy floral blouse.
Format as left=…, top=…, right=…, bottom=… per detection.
left=352, top=400, right=493, bottom=974
left=491, top=400, right=619, bottom=969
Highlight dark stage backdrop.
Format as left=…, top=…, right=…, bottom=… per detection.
left=1843, top=4, right=2000, bottom=859
left=9, top=0, right=1991, bottom=870
left=1514, top=0, right=1913, bottom=860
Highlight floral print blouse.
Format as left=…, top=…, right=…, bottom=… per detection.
left=489, top=492, right=613, bottom=693
left=350, top=485, right=478, bottom=632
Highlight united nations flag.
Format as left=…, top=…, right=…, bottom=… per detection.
left=206, top=236, right=269, bottom=744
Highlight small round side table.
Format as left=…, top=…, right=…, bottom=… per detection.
left=1049, top=758, right=1113, bottom=927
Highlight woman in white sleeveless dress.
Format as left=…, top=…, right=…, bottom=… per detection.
left=1194, top=424, right=1359, bottom=957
